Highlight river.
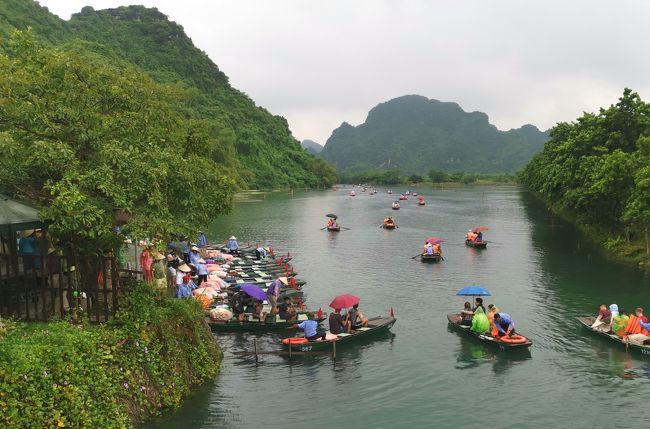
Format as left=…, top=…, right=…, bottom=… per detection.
left=148, top=186, right=650, bottom=428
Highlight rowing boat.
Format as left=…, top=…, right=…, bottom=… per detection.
left=447, top=313, right=532, bottom=350
left=383, top=223, right=396, bottom=229
left=577, top=316, right=650, bottom=356
left=420, top=253, right=442, bottom=263
left=465, top=240, right=488, bottom=249
left=282, top=316, right=396, bottom=352
left=207, top=312, right=325, bottom=332
left=392, top=202, right=400, bottom=210
left=327, top=226, right=341, bottom=232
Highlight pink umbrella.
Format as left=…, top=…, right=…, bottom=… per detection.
left=425, top=237, right=445, bottom=245
left=472, top=226, right=489, bottom=233
left=329, top=294, right=360, bottom=309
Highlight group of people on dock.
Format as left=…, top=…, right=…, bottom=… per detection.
left=591, top=304, right=650, bottom=345
left=460, top=298, right=516, bottom=338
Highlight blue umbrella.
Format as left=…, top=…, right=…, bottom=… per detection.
left=456, top=286, right=491, bottom=297
left=241, top=283, right=268, bottom=301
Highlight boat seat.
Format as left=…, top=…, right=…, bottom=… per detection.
left=356, top=327, right=370, bottom=331
left=297, top=314, right=308, bottom=321
left=337, top=333, right=351, bottom=337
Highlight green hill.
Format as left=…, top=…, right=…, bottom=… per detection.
left=320, top=95, right=548, bottom=174
left=301, top=139, right=323, bottom=155
left=0, top=1, right=335, bottom=190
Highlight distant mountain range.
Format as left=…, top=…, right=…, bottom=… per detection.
left=301, top=139, right=323, bottom=155
left=320, top=95, right=548, bottom=173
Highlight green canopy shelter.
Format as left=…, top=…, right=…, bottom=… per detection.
left=0, top=194, right=45, bottom=234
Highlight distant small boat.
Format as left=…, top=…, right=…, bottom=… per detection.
left=448, top=314, right=532, bottom=350
left=332, top=186, right=337, bottom=191
left=399, top=194, right=408, bottom=200
left=420, top=253, right=442, bottom=263
left=405, top=191, right=410, bottom=196
left=387, top=190, right=393, bottom=194
left=327, top=226, right=341, bottom=232
left=465, top=240, right=487, bottom=249
left=391, top=201, right=401, bottom=210
left=349, top=191, right=356, bottom=197
left=417, top=196, right=425, bottom=206
left=413, top=192, right=418, bottom=196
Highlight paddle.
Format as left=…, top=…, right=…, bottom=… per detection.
left=319, top=227, right=328, bottom=230
left=340, top=226, right=351, bottom=230
left=410, top=254, right=422, bottom=259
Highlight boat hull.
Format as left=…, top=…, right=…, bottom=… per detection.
left=383, top=224, right=396, bottom=229
left=284, top=316, right=396, bottom=352
left=447, top=314, right=532, bottom=350
left=207, top=315, right=326, bottom=332
left=465, top=240, right=487, bottom=249
left=577, top=316, right=650, bottom=356
left=420, top=254, right=442, bottom=263
left=327, top=227, right=341, bottom=232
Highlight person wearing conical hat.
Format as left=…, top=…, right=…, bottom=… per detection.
left=226, top=236, right=240, bottom=256
left=175, top=263, right=191, bottom=292
left=151, top=253, right=167, bottom=293
left=189, top=245, right=201, bottom=265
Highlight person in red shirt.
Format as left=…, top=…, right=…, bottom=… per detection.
left=591, top=303, right=612, bottom=332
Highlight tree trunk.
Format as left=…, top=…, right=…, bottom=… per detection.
left=646, top=227, right=649, bottom=257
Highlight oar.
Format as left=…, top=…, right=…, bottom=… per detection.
left=410, top=254, right=422, bottom=259
left=320, top=227, right=328, bottom=230
left=340, top=226, right=351, bottom=230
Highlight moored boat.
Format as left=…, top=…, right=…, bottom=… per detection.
left=447, top=313, right=532, bottom=350
left=207, top=312, right=326, bottom=332
left=577, top=316, right=650, bottom=356
left=465, top=239, right=487, bottom=249
left=282, top=316, right=396, bottom=352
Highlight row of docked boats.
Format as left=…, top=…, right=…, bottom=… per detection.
left=202, top=245, right=395, bottom=354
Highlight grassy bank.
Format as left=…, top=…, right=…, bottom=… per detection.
left=0, top=282, right=221, bottom=429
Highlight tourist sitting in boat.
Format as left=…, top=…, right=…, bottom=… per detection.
left=278, top=296, right=297, bottom=322
left=460, top=302, right=474, bottom=326
left=432, top=243, right=442, bottom=255
left=347, top=304, right=369, bottom=329
left=487, top=304, right=499, bottom=337
left=293, top=314, right=326, bottom=341
left=470, top=307, right=490, bottom=334
left=384, top=217, right=395, bottom=227
left=611, top=309, right=630, bottom=337
left=590, top=303, right=612, bottom=332
left=493, top=313, right=515, bottom=337
left=635, top=307, right=648, bottom=323
left=329, top=308, right=351, bottom=334
left=252, top=300, right=267, bottom=323
left=624, top=309, right=650, bottom=345
left=226, top=236, right=240, bottom=256
left=473, top=297, right=485, bottom=314
left=466, top=230, right=477, bottom=242
left=475, top=232, right=483, bottom=242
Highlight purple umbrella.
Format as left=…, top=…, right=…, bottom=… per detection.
left=241, top=283, right=268, bottom=301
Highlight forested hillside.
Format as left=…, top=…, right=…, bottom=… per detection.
left=0, top=1, right=336, bottom=190
left=520, top=89, right=650, bottom=259
left=320, top=95, right=547, bottom=174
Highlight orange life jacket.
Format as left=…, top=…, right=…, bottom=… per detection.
left=488, top=312, right=498, bottom=337
left=625, top=315, right=650, bottom=336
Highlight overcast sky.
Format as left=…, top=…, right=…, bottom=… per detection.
left=40, top=0, right=650, bottom=145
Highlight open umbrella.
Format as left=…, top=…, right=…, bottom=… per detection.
left=472, top=226, right=489, bottom=233
left=325, top=213, right=338, bottom=219
left=241, top=283, right=268, bottom=301
left=329, top=294, right=360, bottom=309
left=456, top=286, right=491, bottom=297
left=425, top=236, right=445, bottom=245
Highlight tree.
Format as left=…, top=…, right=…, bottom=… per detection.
left=428, top=169, right=448, bottom=183
left=0, top=31, right=235, bottom=254
left=408, top=174, right=424, bottom=183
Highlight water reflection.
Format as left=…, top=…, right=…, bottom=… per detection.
left=449, top=328, right=531, bottom=374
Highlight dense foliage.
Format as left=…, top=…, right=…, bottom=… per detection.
left=0, top=31, right=234, bottom=253
left=520, top=89, right=650, bottom=256
left=0, top=282, right=221, bottom=428
left=0, top=1, right=336, bottom=193
left=320, top=95, right=548, bottom=174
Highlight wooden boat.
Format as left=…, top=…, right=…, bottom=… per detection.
left=383, top=222, right=396, bottom=229
left=207, top=312, right=326, bottom=332
left=399, top=194, right=408, bottom=200
left=387, top=190, right=393, bottom=194
left=349, top=191, right=356, bottom=197
left=391, top=202, right=400, bottom=210
left=465, top=240, right=488, bottom=249
left=420, top=253, right=442, bottom=263
left=327, top=226, right=341, bottom=232
left=282, top=316, right=396, bottom=352
left=447, top=313, right=533, bottom=350
left=577, top=316, right=650, bottom=356
left=417, top=198, right=425, bottom=206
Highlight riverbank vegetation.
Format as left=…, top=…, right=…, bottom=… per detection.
left=338, top=168, right=515, bottom=186
left=0, top=282, right=220, bottom=429
left=520, top=89, right=650, bottom=265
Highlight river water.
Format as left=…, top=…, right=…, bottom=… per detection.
left=149, top=186, right=650, bottom=428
